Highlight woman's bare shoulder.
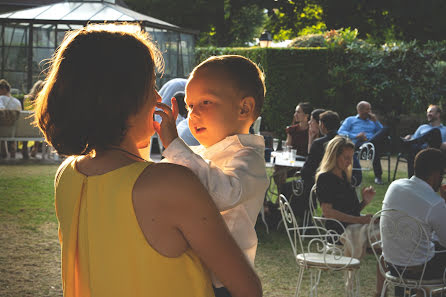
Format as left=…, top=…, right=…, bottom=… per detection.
left=134, top=162, right=204, bottom=204
left=140, top=162, right=196, bottom=183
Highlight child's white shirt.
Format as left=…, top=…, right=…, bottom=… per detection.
left=162, top=134, right=269, bottom=287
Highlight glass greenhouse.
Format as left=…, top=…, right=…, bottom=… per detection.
left=0, top=0, right=196, bottom=92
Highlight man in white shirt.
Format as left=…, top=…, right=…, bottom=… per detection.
left=382, top=148, right=446, bottom=280
left=0, top=79, right=22, bottom=159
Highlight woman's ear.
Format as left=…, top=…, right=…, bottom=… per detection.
left=239, top=96, right=256, bottom=119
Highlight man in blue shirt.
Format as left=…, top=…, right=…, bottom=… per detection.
left=401, top=104, right=446, bottom=177
left=338, top=101, right=389, bottom=185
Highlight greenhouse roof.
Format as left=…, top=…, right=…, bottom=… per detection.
left=0, top=1, right=195, bottom=33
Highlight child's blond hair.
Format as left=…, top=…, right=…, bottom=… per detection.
left=191, top=55, right=265, bottom=118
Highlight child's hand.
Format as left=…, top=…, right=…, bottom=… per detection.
left=153, top=97, right=179, bottom=148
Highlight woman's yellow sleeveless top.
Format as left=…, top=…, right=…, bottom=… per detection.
left=55, top=157, right=214, bottom=297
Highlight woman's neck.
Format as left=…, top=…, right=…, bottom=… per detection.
left=101, top=136, right=148, bottom=161
left=299, top=121, right=309, bottom=129
left=331, top=167, right=344, bottom=179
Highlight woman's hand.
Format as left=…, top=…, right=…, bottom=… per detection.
left=358, top=214, right=373, bottom=224
left=361, top=186, right=375, bottom=206
left=309, top=124, right=319, bottom=140
left=153, top=97, right=179, bottom=148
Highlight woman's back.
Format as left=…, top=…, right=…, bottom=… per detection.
left=56, top=157, right=213, bottom=297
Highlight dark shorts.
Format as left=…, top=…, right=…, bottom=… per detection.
left=387, top=242, right=446, bottom=280
left=213, top=286, right=232, bottom=297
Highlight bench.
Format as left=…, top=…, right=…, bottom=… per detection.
left=0, top=110, right=51, bottom=158
left=0, top=110, right=45, bottom=142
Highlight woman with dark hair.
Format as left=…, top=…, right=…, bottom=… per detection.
left=273, top=102, right=313, bottom=194
left=34, top=24, right=261, bottom=297
left=285, top=102, right=312, bottom=156
left=307, top=108, right=325, bottom=153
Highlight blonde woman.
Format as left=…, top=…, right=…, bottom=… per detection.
left=315, top=135, right=385, bottom=297
left=315, top=135, right=375, bottom=235
left=23, top=80, right=44, bottom=158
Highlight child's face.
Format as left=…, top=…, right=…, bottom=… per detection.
left=185, top=72, right=244, bottom=147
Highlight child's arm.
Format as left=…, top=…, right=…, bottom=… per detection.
left=162, top=137, right=269, bottom=211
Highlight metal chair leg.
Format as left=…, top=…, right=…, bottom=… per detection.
left=301, top=210, right=310, bottom=235
left=387, top=154, right=391, bottom=182
left=308, top=269, right=322, bottom=297
left=260, top=204, right=269, bottom=234
left=393, top=153, right=401, bottom=181
left=294, top=266, right=305, bottom=297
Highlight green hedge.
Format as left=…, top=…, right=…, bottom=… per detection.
left=196, top=47, right=328, bottom=139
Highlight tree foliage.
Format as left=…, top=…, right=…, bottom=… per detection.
left=264, top=0, right=446, bottom=43
left=126, top=0, right=446, bottom=46
left=318, top=0, right=446, bottom=43
left=125, top=0, right=266, bottom=46
left=264, top=0, right=326, bottom=40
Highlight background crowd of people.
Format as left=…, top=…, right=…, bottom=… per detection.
left=270, top=97, right=446, bottom=297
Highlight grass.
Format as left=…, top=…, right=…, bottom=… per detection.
left=0, top=164, right=62, bottom=297
left=0, top=165, right=58, bottom=229
left=0, top=160, right=408, bottom=297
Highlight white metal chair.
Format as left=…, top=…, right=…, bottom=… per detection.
left=279, top=194, right=361, bottom=297
left=290, top=171, right=312, bottom=233
left=368, top=209, right=446, bottom=297
left=252, top=116, right=261, bottom=135
left=149, top=133, right=164, bottom=155
left=0, top=110, right=51, bottom=159
left=275, top=170, right=310, bottom=232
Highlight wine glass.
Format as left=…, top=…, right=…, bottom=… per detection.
left=273, top=138, right=279, bottom=151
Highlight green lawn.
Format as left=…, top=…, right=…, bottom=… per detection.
left=0, top=161, right=408, bottom=297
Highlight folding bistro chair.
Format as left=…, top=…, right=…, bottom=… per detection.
left=279, top=194, right=361, bottom=297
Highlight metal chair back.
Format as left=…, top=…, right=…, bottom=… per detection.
left=368, top=209, right=446, bottom=297
left=279, top=194, right=361, bottom=297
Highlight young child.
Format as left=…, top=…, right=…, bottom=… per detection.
left=155, top=55, right=269, bottom=297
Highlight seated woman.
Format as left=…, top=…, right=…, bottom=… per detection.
left=285, top=102, right=313, bottom=156
left=307, top=108, right=325, bottom=153
left=273, top=102, right=313, bottom=194
left=315, top=135, right=374, bottom=235
left=315, top=135, right=384, bottom=297
left=34, top=24, right=261, bottom=297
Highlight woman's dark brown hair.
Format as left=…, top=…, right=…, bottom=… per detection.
left=34, top=24, right=163, bottom=156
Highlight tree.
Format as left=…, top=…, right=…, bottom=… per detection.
left=264, top=0, right=446, bottom=44
left=125, top=0, right=266, bottom=47
left=319, top=0, right=446, bottom=43
left=264, top=0, right=326, bottom=41
left=383, top=0, right=446, bottom=42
